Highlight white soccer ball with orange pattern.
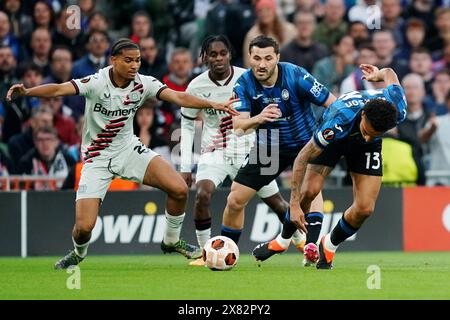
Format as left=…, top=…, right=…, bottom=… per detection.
left=202, top=236, right=240, bottom=271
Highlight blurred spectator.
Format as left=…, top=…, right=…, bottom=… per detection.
left=340, top=43, right=380, bottom=93
left=425, top=7, right=450, bottom=53
left=29, top=27, right=52, bottom=76
left=72, top=29, right=110, bottom=79
left=8, top=107, right=53, bottom=164
left=41, top=45, right=85, bottom=120
left=280, top=11, right=328, bottom=72
left=433, top=42, right=450, bottom=73
left=129, top=11, right=152, bottom=44
left=0, top=44, right=17, bottom=103
left=44, top=45, right=73, bottom=84
left=409, top=47, right=434, bottom=95
left=348, top=0, right=379, bottom=24
left=31, top=1, right=55, bottom=30
left=404, top=0, right=436, bottom=38
left=313, top=0, right=347, bottom=52
left=18, top=126, right=75, bottom=190
left=372, top=29, right=409, bottom=80
left=52, top=6, right=86, bottom=60
left=397, top=18, right=426, bottom=61
left=133, top=99, right=171, bottom=162
left=394, top=73, right=429, bottom=185
left=162, top=47, right=194, bottom=141
left=348, top=21, right=370, bottom=48
left=139, top=36, right=168, bottom=81
left=420, top=96, right=450, bottom=186
left=286, top=0, right=324, bottom=22
left=381, top=0, right=404, bottom=47
left=78, top=0, right=97, bottom=33
left=0, top=10, right=22, bottom=61
left=163, top=48, right=193, bottom=92
left=87, top=11, right=109, bottom=33
left=168, top=0, right=208, bottom=60
left=242, top=0, right=297, bottom=67
left=429, top=69, right=450, bottom=115
left=67, top=115, right=84, bottom=162
left=2, top=62, right=42, bottom=143
left=2, top=0, right=33, bottom=38
left=39, top=96, right=79, bottom=146
left=204, top=0, right=255, bottom=67
left=313, top=34, right=356, bottom=95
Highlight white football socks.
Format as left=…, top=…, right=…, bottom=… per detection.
left=163, top=211, right=185, bottom=245
left=276, top=234, right=291, bottom=249
left=196, top=228, right=211, bottom=249
left=291, top=230, right=306, bottom=246
left=324, top=233, right=338, bottom=252
left=72, top=237, right=89, bottom=258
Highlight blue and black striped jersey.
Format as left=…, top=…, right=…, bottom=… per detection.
left=314, top=84, right=408, bottom=148
left=233, top=62, right=330, bottom=150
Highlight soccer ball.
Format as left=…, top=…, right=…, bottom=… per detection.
left=202, top=236, right=240, bottom=271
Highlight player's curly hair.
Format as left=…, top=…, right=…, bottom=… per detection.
left=363, top=99, right=398, bottom=132
left=199, top=35, right=234, bottom=62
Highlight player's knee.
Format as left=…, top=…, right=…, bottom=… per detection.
left=74, top=220, right=96, bottom=235
left=196, top=189, right=212, bottom=208
left=355, top=203, right=375, bottom=219
left=170, top=184, right=189, bottom=202
left=227, top=193, right=245, bottom=214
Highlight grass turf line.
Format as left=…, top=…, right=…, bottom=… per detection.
left=1, top=252, right=450, bottom=300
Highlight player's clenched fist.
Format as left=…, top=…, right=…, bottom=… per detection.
left=257, top=104, right=282, bottom=124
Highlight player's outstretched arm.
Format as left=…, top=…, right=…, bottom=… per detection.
left=360, top=64, right=400, bottom=86
left=159, top=88, right=239, bottom=116
left=289, top=139, right=323, bottom=234
left=6, top=82, right=77, bottom=101
left=233, top=104, right=281, bottom=134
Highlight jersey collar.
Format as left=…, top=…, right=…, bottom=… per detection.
left=109, top=68, right=134, bottom=89
left=208, top=66, right=234, bottom=87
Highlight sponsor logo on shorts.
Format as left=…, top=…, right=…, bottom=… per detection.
left=78, top=184, right=87, bottom=193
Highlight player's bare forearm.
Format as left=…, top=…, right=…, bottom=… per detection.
left=7, top=82, right=76, bottom=101
left=26, top=83, right=75, bottom=97
left=323, top=93, right=337, bottom=107
left=170, top=91, right=214, bottom=109
left=289, top=139, right=323, bottom=208
left=379, top=68, right=400, bottom=86
left=360, top=64, right=400, bottom=86
left=233, top=115, right=261, bottom=134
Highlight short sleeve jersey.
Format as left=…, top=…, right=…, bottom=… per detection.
left=232, top=62, right=330, bottom=150
left=71, top=66, right=167, bottom=162
left=314, top=85, right=408, bottom=148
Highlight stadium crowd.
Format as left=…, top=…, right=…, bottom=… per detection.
left=1, top=0, right=450, bottom=190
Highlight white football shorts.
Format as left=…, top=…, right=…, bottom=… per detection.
left=195, top=150, right=279, bottom=199
left=76, top=136, right=159, bottom=201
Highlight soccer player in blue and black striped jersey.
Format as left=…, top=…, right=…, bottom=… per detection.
left=221, top=35, right=336, bottom=266
left=253, top=64, right=407, bottom=269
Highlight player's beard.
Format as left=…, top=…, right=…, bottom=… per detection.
left=255, top=66, right=275, bottom=82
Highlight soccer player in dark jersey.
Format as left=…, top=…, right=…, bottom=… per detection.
left=221, top=35, right=336, bottom=266
left=253, top=64, right=407, bottom=269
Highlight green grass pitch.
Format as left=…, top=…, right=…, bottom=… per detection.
left=1, top=252, right=450, bottom=300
